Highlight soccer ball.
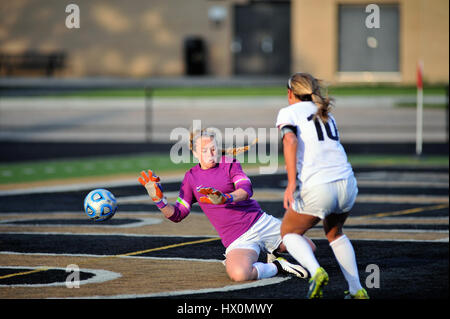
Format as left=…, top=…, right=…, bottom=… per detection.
left=83, top=189, right=117, bottom=221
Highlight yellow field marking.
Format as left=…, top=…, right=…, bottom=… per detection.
left=0, top=238, right=220, bottom=282
left=0, top=267, right=49, bottom=280
left=115, top=237, right=221, bottom=258
left=363, top=204, right=449, bottom=218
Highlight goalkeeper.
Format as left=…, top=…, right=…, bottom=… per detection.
left=138, top=129, right=315, bottom=282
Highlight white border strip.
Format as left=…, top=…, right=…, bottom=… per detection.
left=0, top=251, right=223, bottom=263
left=0, top=217, right=162, bottom=228
left=66, top=277, right=291, bottom=299
left=0, top=170, right=287, bottom=197
left=341, top=228, right=448, bottom=234
left=0, top=231, right=218, bottom=238
left=0, top=177, right=183, bottom=196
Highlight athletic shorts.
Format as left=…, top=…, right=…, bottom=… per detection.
left=225, top=212, right=282, bottom=256
left=292, top=175, right=358, bottom=220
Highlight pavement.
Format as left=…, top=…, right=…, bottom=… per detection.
left=0, top=95, right=448, bottom=144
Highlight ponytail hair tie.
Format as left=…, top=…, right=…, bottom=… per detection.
left=297, top=94, right=312, bottom=101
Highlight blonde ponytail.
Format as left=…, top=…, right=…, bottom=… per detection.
left=311, top=91, right=332, bottom=123
left=288, top=73, right=334, bottom=123
left=224, top=138, right=258, bottom=156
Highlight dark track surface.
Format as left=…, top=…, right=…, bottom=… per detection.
left=0, top=152, right=448, bottom=305
left=0, top=170, right=448, bottom=213
left=0, top=141, right=448, bottom=163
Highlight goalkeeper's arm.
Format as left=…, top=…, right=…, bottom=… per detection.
left=228, top=188, right=249, bottom=202
left=159, top=203, right=175, bottom=219
left=138, top=169, right=174, bottom=219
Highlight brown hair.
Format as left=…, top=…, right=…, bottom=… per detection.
left=287, top=72, right=334, bottom=122
left=189, top=128, right=257, bottom=156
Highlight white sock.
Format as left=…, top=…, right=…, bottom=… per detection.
left=253, top=262, right=278, bottom=279
left=329, top=234, right=363, bottom=295
left=283, top=233, right=320, bottom=276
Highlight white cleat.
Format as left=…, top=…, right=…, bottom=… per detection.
left=273, top=257, right=309, bottom=279
left=266, top=252, right=278, bottom=263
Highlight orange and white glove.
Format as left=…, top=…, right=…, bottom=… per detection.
left=197, top=186, right=233, bottom=205
left=138, top=170, right=168, bottom=209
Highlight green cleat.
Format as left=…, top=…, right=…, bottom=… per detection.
left=306, top=267, right=329, bottom=299
left=344, top=288, right=370, bottom=299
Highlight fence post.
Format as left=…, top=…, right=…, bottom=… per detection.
left=145, top=86, right=152, bottom=142
left=446, top=85, right=449, bottom=144
left=415, top=61, right=424, bottom=156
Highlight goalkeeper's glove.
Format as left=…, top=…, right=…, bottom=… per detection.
left=197, top=186, right=233, bottom=205
left=138, top=169, right=168, bottom=209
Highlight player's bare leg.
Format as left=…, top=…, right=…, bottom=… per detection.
left=323, top=212, right=348, bottom=242
left=280, top=207, right=321, bottom=237
left=225, top=246, right=309, bottom=281
left=225, top=248, right=260, bottom=281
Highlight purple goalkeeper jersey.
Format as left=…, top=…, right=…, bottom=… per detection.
left=169, top=156, right=263, bottom=248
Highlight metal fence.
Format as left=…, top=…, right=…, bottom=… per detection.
left=0, top=78, right=448, bottom=157
left=0, top=77, right=285, bottom=144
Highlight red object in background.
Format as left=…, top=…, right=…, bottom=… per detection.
left=417, top=61, right=423, bottom=89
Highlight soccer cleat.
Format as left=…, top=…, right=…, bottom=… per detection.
left=306, top=267, right=329, bottom=299
left=266, top=251, right=282, bottom=263
left=344, top=288, right=370, bottom=299
left=267, top=251, right=292, bottom=263
left=272, top=257, right=309, bottom=279
left=267, top=253, right=277, bottom=263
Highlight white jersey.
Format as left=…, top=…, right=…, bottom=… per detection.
left=276, top=101, right=353, bottom=189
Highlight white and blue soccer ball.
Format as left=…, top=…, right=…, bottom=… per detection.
left=83, top=189, right=117, bottom=221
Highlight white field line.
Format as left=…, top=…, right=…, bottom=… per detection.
left=1, top=165, right=447, bottom=196
left=0, top=217, right=162, bottom=228
left=0, top=265, right=121, bottom=288
left=75, top=277, right=291, bottom=299
left=0, top=230, right=446, bottom=243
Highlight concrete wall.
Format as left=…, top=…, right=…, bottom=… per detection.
left=1, top=0, right=448, bottom=83
left=0, top=0, right=233, bottom=77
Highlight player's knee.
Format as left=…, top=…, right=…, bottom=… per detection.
left=227, top=266, right=252, bottom=282
left=280, top=219, right=296, bottom=238
left=281, top=222, right=307, bottom=238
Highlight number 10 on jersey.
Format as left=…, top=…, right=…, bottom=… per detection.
left=307, top=114, right=339, bottom=141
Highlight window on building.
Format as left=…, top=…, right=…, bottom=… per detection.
left=338, top=4, right=400, bottom=73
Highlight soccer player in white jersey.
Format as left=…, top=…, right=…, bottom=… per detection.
left=275, top=72, right=369, bottom=299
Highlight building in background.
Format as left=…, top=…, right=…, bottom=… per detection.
left=0, top=0, right=448, bottom=84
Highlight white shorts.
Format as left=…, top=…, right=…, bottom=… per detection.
left=225, top=212, right=282, bottom=256
left=292, top=175, right=358, bottom=219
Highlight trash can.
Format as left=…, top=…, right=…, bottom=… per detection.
left=184, top=37, right=206, bottom=75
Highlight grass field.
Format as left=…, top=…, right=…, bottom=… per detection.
left=43, top=84, right=448, bottom=98
left=0, top=153, right=447, bottom=186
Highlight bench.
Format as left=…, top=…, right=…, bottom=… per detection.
left=0, top=51, right=66, bottom=76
